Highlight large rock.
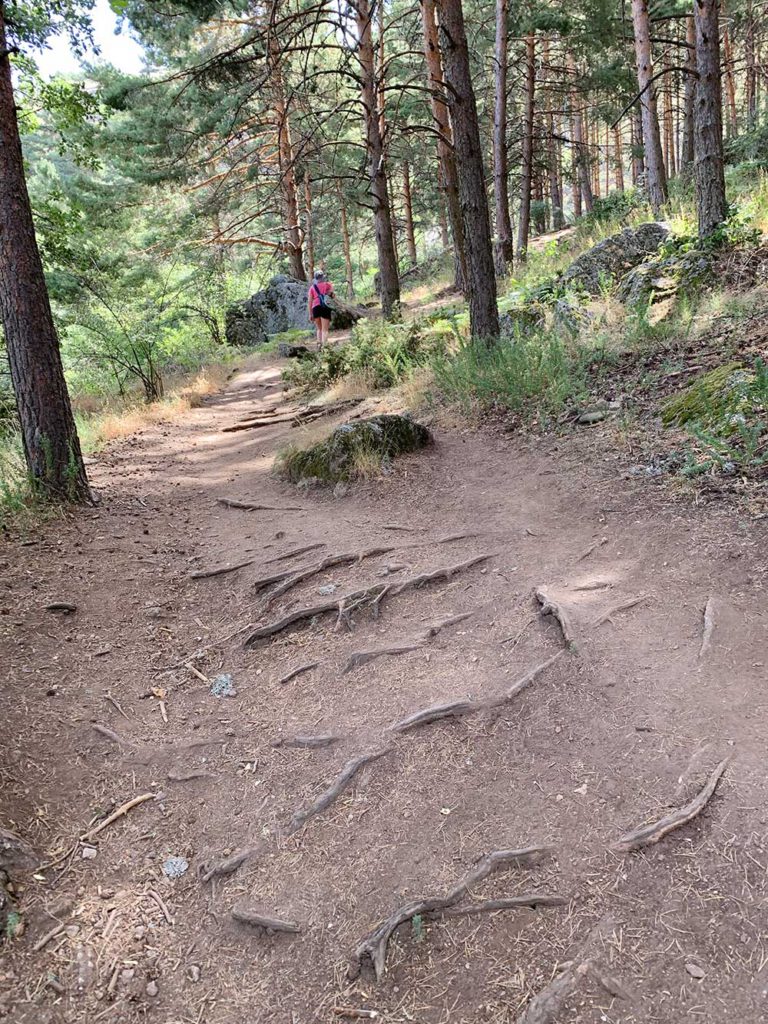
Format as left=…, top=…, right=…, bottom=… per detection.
left=279, top=414, right=432, bottom=483
left=618, top=248, right=713, bottom=306
left=226, top=275, right=360, bottom=346
left=560, top=222, right=670, bottom=296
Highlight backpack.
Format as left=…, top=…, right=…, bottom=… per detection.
left=311, top=283, right=332, bottom=315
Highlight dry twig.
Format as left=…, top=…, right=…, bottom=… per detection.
left=80, top=793, right=155, bottom=843
left=277, top=662, right=319, bottom=686
left=200, top=847, right=258, bottom=883
left=231, top=905, right=301, bottom=932
left=699, top=594, right=715, bottom=659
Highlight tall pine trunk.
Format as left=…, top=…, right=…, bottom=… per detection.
left=421, top=0, right=467, bottom=293
left=402, top=161, right=418, bottom=266
left=517, top=33, right=536, bottom=260
left=492, top=0, right=514, bottom=273
left=354, top=0, right=400, bottom=317
left=304, top=171, right=315, bottom=276
left=630, top=0, right=668, bottom=212
left=569, top=57, right=593, bottom=212
left=436, top=0, right=499, bottom=342
left=722, top=21, right=738, bottom=135
left=613, top=124, right=625, bottom=191
left=544, top=39, right=565, bottom=230
left=269, top=32, right=306, bottom=281
left=745, top=0, right=757, bottom=126
left=337, top=183, right=355, bottom=298
left=0, top=6, right=90, bottom=502
left=681, top=15, right=696, bottom=172
left=694, top=0, right=727, bottom=237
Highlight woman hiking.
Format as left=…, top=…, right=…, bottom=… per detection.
left=307, top=270, right=335, bottom=350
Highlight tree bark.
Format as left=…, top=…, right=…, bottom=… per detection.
left=543, top=39, right=565, bottom=230
left=304, top=170, right=315, bottom=276
left=663, top=52, right=676, bottom=176
left=338, top=187, right=355, bottom=298
left=722, top=18, right=738, bottom=135
left=613, top=124, right=625, bottom=191
left=569, top=57, right=593, bottom=212
left=517, top=33, right=536, bottom=260
left=269, top=35, right=306, bottom=281
left=421, top=0, right=467, bottom=293
left=745, top=0, right=757, bottom=126
left=630, top=0, right=668, bottom=213
left=0, top=4, right=90, bottom=502
left=437, top=177, right=451, bottom=248
left=492, top=0, right=514, bottom=273
left=681, top=15, right=697, bottom=172
left=354, top=0, right=400, bottom=317
left=436, top=0, right=499, bottom=342
left=694, top=0, right=728, bottom=237
left=402, top=160, right=418, bottom=266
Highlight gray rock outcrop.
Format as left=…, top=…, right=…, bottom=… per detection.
left=226, top=275, right=360, bottom=346
left=560, top=222, right=670, bottom=296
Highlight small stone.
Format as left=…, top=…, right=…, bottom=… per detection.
left=146, top=980, right=159, bottom=997
left=210, top=673, right=236, bottom=698
left=120, top=969, right=135, bottom=985
left=64, top=925, right=80, bottom=938
left=81, top=846, right=98, bottom=860
left=333, top=481, right=349, bottom=499
left=187, top=965, right=201, bottom=983
left=162, top=856, right=189, bottom=879
left=317, top=584, right=337, bottom=596
left=133, top=926, right=146, bottom=941
left=685, top=963, right=706, bottom=979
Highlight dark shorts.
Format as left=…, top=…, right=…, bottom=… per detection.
left=312, top=305, right=331, bottom=321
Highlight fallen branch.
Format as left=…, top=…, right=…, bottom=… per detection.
left=612, top=759, right=728, bottom=853
left=33, top=921, right=68, bottom=952
left=262, top=542, right=326, bottom=565
left=244, top=557, right=490, bottom=647
left=352, top=845, right=552, bottom=980
left=272, top=734, right=342, bottom=749
left=441, top=894, right=568, bottom=916
left=45, top=602, right=77, bottom=613
left=218, top=498, right=305, bottom=512
left=592, top=594, right=647, bottom=627
left=699, top=595, right=715, bottom=659
left=277, top=662, right=319, bottom=686
left=231, top=905, right=301, bottom=933
left=80, top=793, right=155, bottom=843
left=200, top=846, right=257, bottom=883
left=146, top=888, right=173, bottom=925
left=189, top=558, right=255, bottom=580
left=389, top=698, right=477, bottom=734
left=576, top=537, right=608, bottom=562
left=287, top=748, right=391, bottom=835
left=535, top=589, right=577, bottom=649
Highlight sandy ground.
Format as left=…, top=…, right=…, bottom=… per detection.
left=2, top=352, right=768, bottom=1024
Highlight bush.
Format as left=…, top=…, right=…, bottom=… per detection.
left=282, top=316, right=452, bottom=394
left=432, top=331, right=587, bottom=425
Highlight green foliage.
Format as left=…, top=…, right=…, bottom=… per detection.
left=432, top=331, right=588, bottom=425
left=581, top=188, right=644, bottom=226
left=282, top=317, right=452, bottom=394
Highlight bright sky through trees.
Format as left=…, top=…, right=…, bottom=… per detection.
left=33, top=0, right=145, bottom=77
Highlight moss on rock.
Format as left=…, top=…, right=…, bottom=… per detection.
left=277, top=414, right=432, bottom=484
left=661, top=363, right=753, bottom=428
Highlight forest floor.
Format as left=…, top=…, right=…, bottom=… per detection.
left=2, top=345, right=768, bottom=1024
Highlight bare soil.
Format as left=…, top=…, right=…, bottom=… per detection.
left=2, top=352, right=768, bottom=1024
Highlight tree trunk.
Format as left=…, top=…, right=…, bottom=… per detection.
left=632, top=106, right=645, bottom=184
left=543, top=39, right=565, bottom=230
left=681, top=15, right=697, bottom=172
left=694, top=0, right=727, bottom=237
left=269, top=34, right=306, bottom=282
left=304, top=171, right=315, bottom=276
left=663, top=52, right=676, bottom=176
left=492, top=0, right=514, bottom=273
left=745, top=0, right=757, bottom=126
left=516, top=32, right=536, bottom=260
left=402, top=160, right=418, bottom=266
left=354, top=0, right=400, bottom=317
left=613, top=124, right=625, bottom=191
left=722, top=19, right=738, bottom=135
left=630, top=0, right=668, bottom=213
left=436, top=0, right=499, bottom=342
left=569, top=57, right=594, bottom=212
left=421, top=0, right=468, bottom=294
left=437, top=179, right=451, bottom=248
left=0, top=6, right=90, bottom=502
left=337, top=186, right=355, bottom=298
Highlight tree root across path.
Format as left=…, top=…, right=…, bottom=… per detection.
left=230, top=905, right=301, bottom=933
left=200, top=846, right=258, bottom=883
left=350, top=846, right=555, bottom=980
left=287, top=748, right=392, bottom=835
left=612, top=758, right=728, bottom=852
left=244, top=556, right=491, bottom=647
left=223, top=398, right=363, bottom=433
left=591, top=595, right=647, bottom=627
left=255, top=547, right=396, bottom=605
left=217, top=498, right=306, bottom=512
left=271, top=734, right=342, bottom=749
left=189, top=558, right=255, bottom=580
left=343, top=613, right=473, bottom=673
left=535, top=588, right=577, bottom=649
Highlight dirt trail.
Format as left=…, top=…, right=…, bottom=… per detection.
left=2, top=353, right=768, bottom=1024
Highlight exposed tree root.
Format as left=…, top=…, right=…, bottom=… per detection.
left=592, top=595, right=647, bottom=627
left=231, top=905, right=301, bottom=933
left=535, top=589, right=577, bottom=649
left=277, top=662, right=319, bottom=686
left=576, top=537, right=608, bottom=562
left=263, top=547, right=395, bottom=604
left=244, top=557, right=490, bottom=647
left=200, top=846, right=257, bottom=883
left=271, top=734, right=342, bottom=749
left=167, top=770, right=212, bottom=782
left=92, top=724, right=126, bottom=746
left=699, top=595, right=715, bottom=659
left=218, top=498, right=306, bottom=512
left=485, top=651, right=566, bottom=710
left=80, top=793, right=155, bottom=843
left=422, top=612, right=473, bottom=636
left=351, top=845, right=551, bottom=980
left=224, top=399, right=362, bottom=433
left=190, top=558, right=255, bottom=580
left=262, top=543, right=326, bottom=565
left=389, top=699, right=477, bottom=734
left=441, top=894, right=568, bottom=916
left=382, top=523, right=420, bottom=532
left=287, top=748, right=391, bottom=835
left=612, top=759, right=728, bottom=853
left=344, top=642, right=424, bottom=673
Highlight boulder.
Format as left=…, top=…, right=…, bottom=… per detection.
left=277, top=342, right=312, bottom=359
left=618, top=248, right=713, bottom=306
left=499, top=304, right=546, bottom=338
left=279, top=414, right=432, bottom=483
left=553, top=298, right=594, bottom=335
left=560, top=222, right=670, bottom=296
left=226, top=275, right=361, bottom=346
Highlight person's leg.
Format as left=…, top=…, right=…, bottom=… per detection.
left=321, top=317, right=330, bottom=346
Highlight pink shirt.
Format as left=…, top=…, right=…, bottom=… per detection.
left=309, top=281, right=333, bottom=302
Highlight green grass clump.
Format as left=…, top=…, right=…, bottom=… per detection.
left=432, top=331, right=588, bottom=426
left=277, top=415, right=431, bottom=484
